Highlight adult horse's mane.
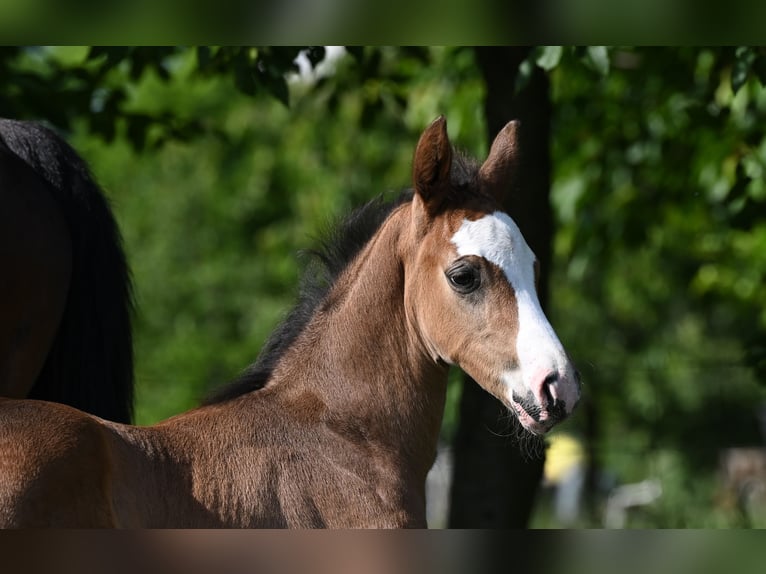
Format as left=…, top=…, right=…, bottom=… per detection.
left=0, top=119, right=135, bottom=422
left=206, top=151, right=482, bottom=405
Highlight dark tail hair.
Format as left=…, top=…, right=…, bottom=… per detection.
left=0, top=119, right=134, bottom=423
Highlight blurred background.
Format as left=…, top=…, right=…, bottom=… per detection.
left=2, top=46, right=765, bottom=528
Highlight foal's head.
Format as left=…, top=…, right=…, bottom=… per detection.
left=403, top=117, right=579, bottom=434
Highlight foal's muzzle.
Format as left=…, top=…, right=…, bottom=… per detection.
left=510, top=369, right=580, bottom=434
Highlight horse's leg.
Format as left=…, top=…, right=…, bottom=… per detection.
left=0, top=155, right=72, bottom=398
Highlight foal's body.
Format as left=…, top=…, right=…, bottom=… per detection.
left=0, top=118, right=579, bottom=528
left=1, top=201, right=443, bottom=527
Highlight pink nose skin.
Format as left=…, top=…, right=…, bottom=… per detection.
left=510, top=367, right=581, bottom=434
left=529, top=367, right=580, bottom=420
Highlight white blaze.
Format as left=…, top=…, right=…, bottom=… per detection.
left=450, top=212, right=570, bottom=406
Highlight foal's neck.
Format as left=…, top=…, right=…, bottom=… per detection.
left=270, top=205, right=448, bottom=480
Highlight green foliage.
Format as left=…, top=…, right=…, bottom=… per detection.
left=0, top=46, right=326, bottom=151
left=546, top=47, right=766, bottom=527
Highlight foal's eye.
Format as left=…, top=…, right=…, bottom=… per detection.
left=446, top=263, right=481, bottom=294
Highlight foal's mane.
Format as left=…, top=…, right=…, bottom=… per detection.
left=204, top=190, right=413, bottom=404
left=204, top=151, right=480, bottom=405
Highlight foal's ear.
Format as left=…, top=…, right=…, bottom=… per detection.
left=479, top=120, right=522, bottom=203
left=412, top=116, right=453, bottom=214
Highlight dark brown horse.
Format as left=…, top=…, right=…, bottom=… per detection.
left=0, top=117, right=579, bottom=527
left=0, top=119, right=133, bottom=423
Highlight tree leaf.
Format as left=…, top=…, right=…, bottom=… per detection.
left=263, top=74, right=290, bottom=107
left=345, top=46, right=364, bottom=62
left=732, top=46, right=756, bottom=94
left=586, top=46, right=610, bottom=76
left=88, top=46, right=129, bottom=66
left=536, top=46, right=563, bottom=71
left=197, top=46, right=211, bottom=71
left=514, top=58, right=534, bottom=93
left=233, top=51, right=256, bottom=96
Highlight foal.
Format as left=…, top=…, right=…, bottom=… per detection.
left=0, top=117, right=579, bottom=527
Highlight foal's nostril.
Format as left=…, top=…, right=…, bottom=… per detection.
left=542, top=372, right=559, bottom=387
left=542, top=372, right=557, bottom=407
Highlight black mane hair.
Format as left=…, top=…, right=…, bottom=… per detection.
left=203, top=190, right=414, bottom=405
left=204, top=150, right=483, bottom=405
left=0, top=119, right=135, bottom=423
